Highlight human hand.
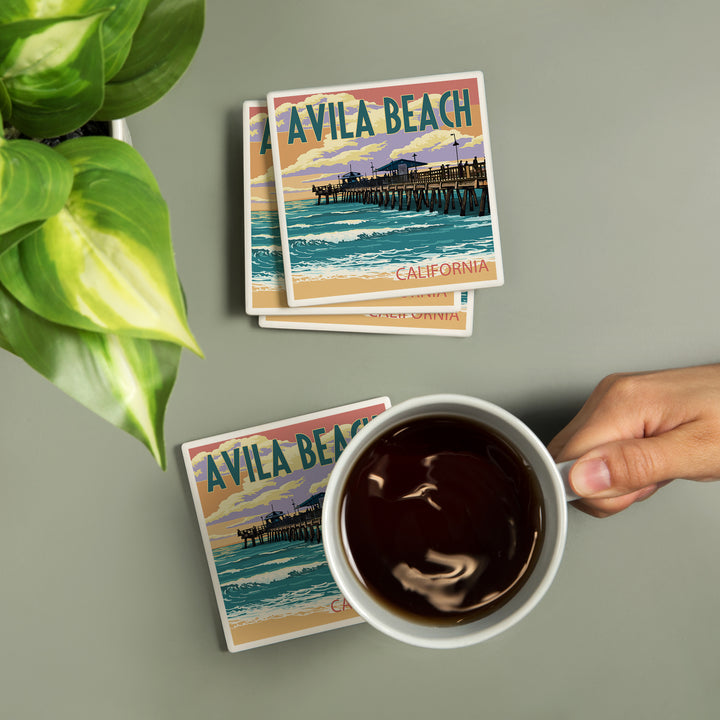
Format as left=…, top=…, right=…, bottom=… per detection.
left=548, top=364, right=720, bottom=517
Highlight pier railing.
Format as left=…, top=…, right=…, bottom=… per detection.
left=312, top=160, right=490, bottom=217
left=313, top=160, right=486, bottom=197
left=236, top=506, right=322, bottom=548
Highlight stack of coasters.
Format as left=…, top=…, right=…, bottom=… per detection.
left=244, top=72, right=502, bottom=337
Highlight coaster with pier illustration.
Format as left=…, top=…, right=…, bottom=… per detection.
left=182, top=397, right=391, bottom=651
left=244, top=100, right=461, bottom=316
left=267, top=72, right=503, bottom=307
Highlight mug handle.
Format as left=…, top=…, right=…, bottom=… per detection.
left=556, top=460, right=581, bottom=502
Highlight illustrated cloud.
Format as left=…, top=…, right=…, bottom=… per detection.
left=389, top=128, right=484, bottom=160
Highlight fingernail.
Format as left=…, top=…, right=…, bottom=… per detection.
left=572, top=458, right=612, bottom=496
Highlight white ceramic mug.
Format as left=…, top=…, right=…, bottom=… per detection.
left=322, top=394, right=577, bottom=649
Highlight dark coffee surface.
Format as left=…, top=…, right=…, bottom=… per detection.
left=340, top=415, right=545, bottom=625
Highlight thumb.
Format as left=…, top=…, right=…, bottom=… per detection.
left=569, top=429, right=696, bottom=499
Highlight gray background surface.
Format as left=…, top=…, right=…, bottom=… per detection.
left=2, top=1, right=719, bottom=718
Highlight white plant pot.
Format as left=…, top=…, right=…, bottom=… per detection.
left=111, top=119, right=132, bottom=145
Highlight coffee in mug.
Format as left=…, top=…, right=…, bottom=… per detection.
left=323, top=395, right=575, bottom=648
left=341, top=415, right=545, bottom=625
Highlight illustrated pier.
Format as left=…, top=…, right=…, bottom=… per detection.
left=312, top=160, right=489, bottom=217
left=237, top=503, right=322, bottom=549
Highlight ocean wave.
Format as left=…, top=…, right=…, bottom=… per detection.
left=217, top=555, right=289, bottom=582
left=460, top=220, right=493, bottom=230
left=255, top=546, right=293, bottom=558
left=215, top=543, right=307, bottom=568
left=221, top=560, right=326, bottom=593
left=289, top=223, right=430, bottom=246
left=250, top=557, right=288, bottom=568
left=228, top=595, right=337, bottom=623
left=289, top=218, right=366, bottom=231
left=226, top=582, right=339, bottom=622
left=326, top=218, right=366, bottom=226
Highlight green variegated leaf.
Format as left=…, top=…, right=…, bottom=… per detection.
left=0, top=2, right=32, bottom=24
left=0, top=136, right=202, bottom=355
left=0, top=321, right=12, bottom=352
left=0, top=135, right=73, bottom=234
left=0, top=280, right=179, bottom=467
left=0, top=80, right=11, bottom=122
left=97, top=0, right=204, bottom=119
left=0, top=220, right=44, bottom=257
left=100, top=0, right=150, bottom=80
left=58, top=130, right=160, bottom=190
left=0, top=1, right=150, bottom=82
left=0, top=12, right=108, bottom=137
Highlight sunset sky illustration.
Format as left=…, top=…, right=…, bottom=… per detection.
left=253, top=76, right=487, bottom=202
left=186, top=403, right=387, bottom=549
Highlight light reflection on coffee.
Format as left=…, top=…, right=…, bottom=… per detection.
left=340, top=415, right=545, bottom=625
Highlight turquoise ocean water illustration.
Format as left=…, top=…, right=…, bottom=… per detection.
left=251, top=199, right=495, bottom=282
left=215, top=539, right=341, bottom=624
